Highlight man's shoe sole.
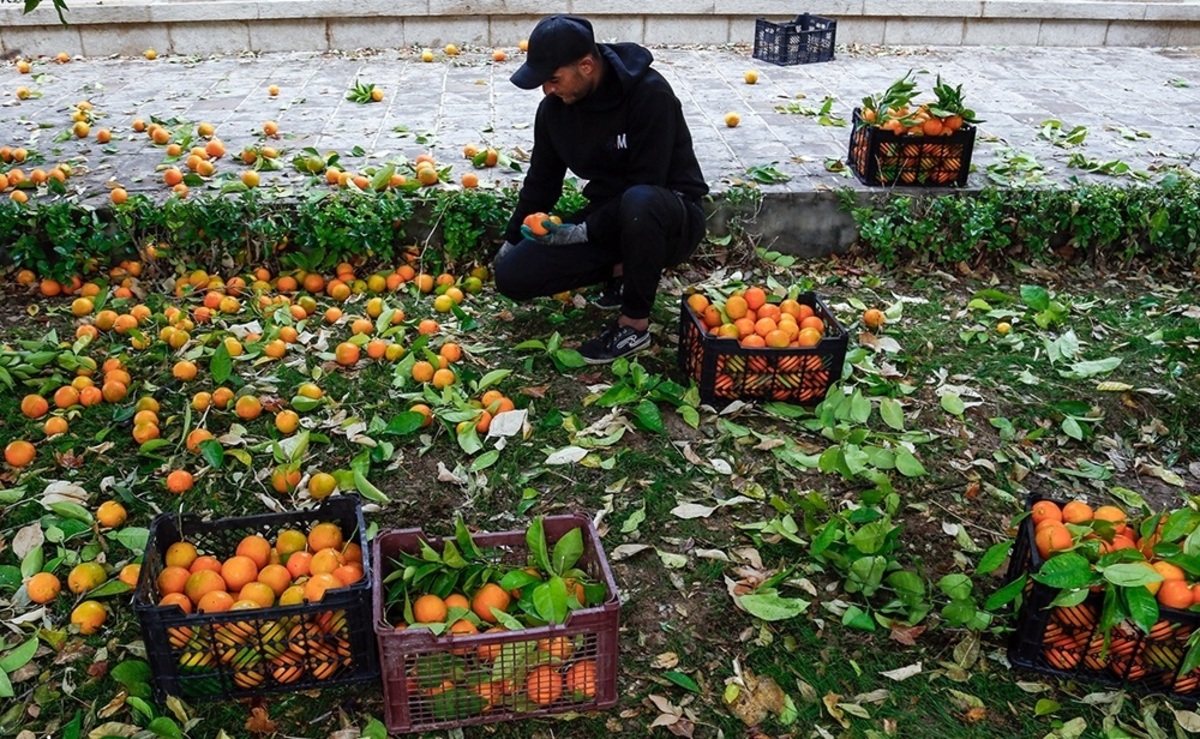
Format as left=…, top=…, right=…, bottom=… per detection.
left=580, top=339, right=651, bottom=365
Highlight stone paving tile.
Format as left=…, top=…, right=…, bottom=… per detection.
left=1, top=45, right=1197, bottom=203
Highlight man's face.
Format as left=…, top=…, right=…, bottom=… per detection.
left=542, top=57, right=595, bottom=105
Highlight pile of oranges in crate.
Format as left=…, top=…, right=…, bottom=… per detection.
left=153, top=521, right=364, bottom=689
left=686, top=286, right=829, bottom=349
left=1022, top=498, right=1200, bottom=694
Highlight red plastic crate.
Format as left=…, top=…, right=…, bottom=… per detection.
left=847, top=108, right=976, bottom=187
left=677, top=292, right=846, bottom=408
left=372, top=515, right=620, bottom=734
left=132, top=496, right=378, bottom=701
left=1005, top=495, right=1200, bottom=701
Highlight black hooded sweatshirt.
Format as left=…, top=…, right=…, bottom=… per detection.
left=502, top=43, right=708, bottom=246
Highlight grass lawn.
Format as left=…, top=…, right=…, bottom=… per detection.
left=1, top=247, right=1198, bottom=739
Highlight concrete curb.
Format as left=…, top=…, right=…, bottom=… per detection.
left=3, top=0, right=1200, bottom=56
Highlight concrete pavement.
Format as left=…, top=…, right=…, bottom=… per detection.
left=1, top=44, right=1198, bottom=253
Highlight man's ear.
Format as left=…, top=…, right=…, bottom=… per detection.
left=579, top=55, right=596, bottom=76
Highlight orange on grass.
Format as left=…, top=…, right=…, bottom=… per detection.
left=275, top=409, right=300, bottom=434
left=71, top=600, right=107, bottom=634
left=186, top=428, right=214, bottom=454
left=44, top=417, right=69, bottom=436
left=335, top=342, right=360, bottom=366
left=411, top=361, right=435, bottom=383
left=418, top=319, right=440, bottom=335
left=212, top=387, right=235, bottom=408
left=413, top=594, right=448, bottom=624
left=21, top=394, right=49, bottom=419
left=68, top=562, right=107, bottom=594
left=118, top=564, right=141, bottom=588
left=863, top=308, right=886, bottom=330
left=472, top=583, right=511, bottom=623
left=235, top=395, right=263, bottom=420
left=432, top=368, right=456, bottom=389
left=236, top=535, right=273, bottom=569
left=410, top=404, right=433, bottom=428
left=96, top=500, right=127, bottom=528
left=166, top=469, right=194, bottom=494
left=271, top=466, right=301, bottom=494
left=26, top=572, right=62, bottom=604
left=525, top=664, right=563, bottom=706
left=439, top=342, right=463, bottom=363
left=308, top=472, right=338, bottom=500
left=4, top=440, right=35, bottom=467
left=565, top=659, right=597, bottom=697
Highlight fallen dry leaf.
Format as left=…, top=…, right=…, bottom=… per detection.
left=245, top=706, right=276, bottom=734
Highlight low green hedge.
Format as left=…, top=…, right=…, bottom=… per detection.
left=844, top=175, right=1200, bottom=270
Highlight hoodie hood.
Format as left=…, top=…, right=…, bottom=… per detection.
left=579, top=43, right=654, bottom=111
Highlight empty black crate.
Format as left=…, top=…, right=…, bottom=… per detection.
left=132, top=495, right=379, bottom=701
left=753, top=14, right=836, bottom=66
left=847, top=108, right=976, bottom=187
left=677, top=292, right=847, bottom=408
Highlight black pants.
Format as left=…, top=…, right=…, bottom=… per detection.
left=494, top=184, right=706, bottom=320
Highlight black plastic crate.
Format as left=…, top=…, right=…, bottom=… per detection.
left=1005, top=495, right=1200, bottom=702
left=677, top=292, right=847, bottom=408
left=753, top=14, right=836, bottom=66
left=133, top=495, right=379, bottom=701
left=847, top=108, right=976, bottom=187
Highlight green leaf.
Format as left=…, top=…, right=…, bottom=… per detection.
left=533, top=577, right=569, bottom=624
left=470, top=450, right=499, bottom=472
left=86, top=579, right=132, bottom=598
left=985, top=574, right=1027, bottom=610
left=940, top=393, right=965, bottom=416
left=475, top=369, right=511, bottom=392
left=842, top=604, right=876, bottom=631
left=48, top=501, right=93, bottom=524
left=111, top=660, right=153, bottom=690
left=353, top=469, right=390, bottom=503
left=0, top=670, right=12, bottom=699
left=976, top=541, right=1012, bottom=576
left=880, top=398, right=904, bottom=430
left=361, top=717, right=388, bottom=739
left=147, top=716, right=184, bottom=739
left=1034, top=699, right=1060, bottom=717
left=738, top=590, right=809, bottom=621
left=210, top=342, right=232, bottom=385
left=1021, top=285, right=1050, bottom=311
left=527, top=517, right=551, bottom=575
left=1122, top=585, right=1159, bottom=634
left=1032, top=553, right=1093, bottom=589
left=198, top=439, right=224, bottom=470
left=1104, top=563, right=1161, bottom=588
left=662, top=671, right=701, bottom=693
left=0, top=636, right=38, bottom=673
left=632, top=399, right=665, bottom=434
left=894, top=450, right=926, bottom=477
left=551, top=528, right=584, bottom=574
left=19, top=548, right=43, bottom=580
left=384, top=412, right=426, bottom=436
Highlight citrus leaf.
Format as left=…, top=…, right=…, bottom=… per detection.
left=663, top=671, right=701, bottom=693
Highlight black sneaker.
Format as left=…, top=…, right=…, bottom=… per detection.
left=592, top=278, right=623, bottom=310
left=579, top=322, right=652, bottom=364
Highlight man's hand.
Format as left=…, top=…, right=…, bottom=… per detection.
left=521, top=219, right=588, bottom=246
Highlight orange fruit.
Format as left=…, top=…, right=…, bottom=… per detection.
left=166, top=469, right=194, bottom=494
left=257, top=564, right=291, bottom=596
left=157, top=565, right=191, bottom=595
left=1031, top=500, right=1063, bottom=526
left=308, top=522, right=344, bottom=553
left=1035, top=524, right=1073, bottom=560
left=237, top=535, right=273, bottom=569
left=285, top=551, right=313, bottom=580
left=184, top=569, right=227, bottom=605
left=71, top=600, right=107, bottom=634
left=165, top=541, right=198, bottom=569
left=335, top=342, right=360, bottom=366
left=237, top=581, right=276, bottom=608
left=565, top=659, right=597, bottom=697
left=303, top=572, right=340, bottom=602
left=332, top=562, right=363, bottom=586
left=26, top=572, right=62, bottom=604
left=5, top=440, right=35, bottom=467
left=67, top=562, right=107, bottom=594
left=1062, top=501, right=1094, bottom=524
left=189, top=555, right=222, bottom=575
left=310, top=547, right=345, bottom=575
left=863, top=308, right=886, bottom=330
left=21, top=394, right=49, bottom=419
left=196, top=590, right=234, bottom=613
left=118, top=564, right=141, bottom=588
left=235, top=395, right=263, bottom=420
left=96, top=500, right=127, bottom=528
left=1159, top=579, right=1193, bottom=610
left=525, top=664, right=563, bottom=706
left=221, top=555, right=259, bottom=592
left=724, top=295, right=748, bottom=320
left=413, top=594, right=448, bottom=624
left=472, top=583, right=511, bottom=623
left=1094, top=506, right=1127, bottom=527
left=186, top=428, right=214, bottom=454
left=743, top=287, right=767, bottom=311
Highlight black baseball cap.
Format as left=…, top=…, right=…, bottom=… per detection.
left=510, top=15, right=596, bottom=90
